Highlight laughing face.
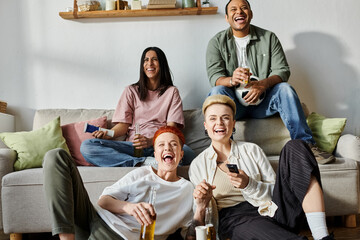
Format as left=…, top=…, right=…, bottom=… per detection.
left=226, top=0, right=252, bottom=37
left=204, top=103, right=236, bottom=143
left=143, top=50, right=160, bottom=82
left=154, top=132, right=184, bottom=171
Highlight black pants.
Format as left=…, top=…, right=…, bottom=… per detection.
left=219, top=140, right=321, bottom=240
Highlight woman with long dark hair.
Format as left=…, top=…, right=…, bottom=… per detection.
left=80, top=47, right=195, bottom=167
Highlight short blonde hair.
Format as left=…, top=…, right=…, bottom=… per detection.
left=202, top=95, right=236, bottom=115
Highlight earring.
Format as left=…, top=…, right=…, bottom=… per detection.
left=204, top=129, right=208, bottom=135
left=233, top=128, right=236, bottom=133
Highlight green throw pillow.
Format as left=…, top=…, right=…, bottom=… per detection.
left=307, top=112, right=347, bottom=153
left=0, top=116, right=70, bottom=171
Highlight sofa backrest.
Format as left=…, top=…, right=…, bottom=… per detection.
left=182, top=108, right=291, bottom=156
left=33, top=108, right=291, bottom=156
left=33, top=109, right=116, bottom=130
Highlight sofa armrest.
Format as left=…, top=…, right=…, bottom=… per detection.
left=0, top=148, right=15, bottom=179
left=334, top=134, right=360, bottom=162
left=0, top=147, right=16, bottom=231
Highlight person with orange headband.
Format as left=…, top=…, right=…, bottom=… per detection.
left=43, top=126, right=203, bottom=240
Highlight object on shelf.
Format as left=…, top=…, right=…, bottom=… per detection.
left=182, top=0, right=194, bottom=8
left=106, top=0, right=116, bottom=10
left=118, top=0, right=129, bottom=10
left=147, top=0, right=175, bottom=9
left=131, top=0, right=142, bottom=9
left=77, top=0, right=100, bottom=11
left=0, top=101, right=7, bottom=113
left=147, top=4, right=175, bottom=9
left=59, top=5, right=218, bottom=19
left=202, top=0, right=209, bottom=7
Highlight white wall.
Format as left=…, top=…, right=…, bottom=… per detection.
left=0, top=0, right=359, bottom=135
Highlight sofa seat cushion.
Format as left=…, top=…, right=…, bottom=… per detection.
left=1, top=165, right=191, bottom=233
left=1, top=167, right=134, bottom=233
left=1, top=159, right=358, bottom=233
left=2, top=166, right=190, bottom=188
left=2, top=167, right=134, bottom=187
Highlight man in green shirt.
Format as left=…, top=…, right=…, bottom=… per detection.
left=206, top=0, right=335, bottom=164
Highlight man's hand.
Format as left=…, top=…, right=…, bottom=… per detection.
left=133, top=134, right=152, bottom=149
left=227, top=170, right=249, bottom=189
left=232, top=67, right=251, bottom=86
left=193, top=180, right=216, bottom=209
left=243, top=80, right=267, bottom=104
left=125, top=202, right=156, bottom=226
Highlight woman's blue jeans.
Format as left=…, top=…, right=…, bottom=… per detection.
left=80, top=139, right=196, bottom=167
left=208, top=82, right=315, bottom=144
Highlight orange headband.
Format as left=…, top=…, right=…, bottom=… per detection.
left=153, top=126, right=185, bottom=146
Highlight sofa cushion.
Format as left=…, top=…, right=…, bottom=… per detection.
left=307, top=112, right=346, bottom=153
left=233, top=116, right=291, bottom=155
left=183, top=109, right=211, bottom=155
left=183, top=109, right=291, bottom=156
left=0, top=117, right=70, bottom=171
left=61, top=116, right=108, bottom=166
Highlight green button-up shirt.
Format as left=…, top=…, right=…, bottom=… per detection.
left=206, top=25, right=290, bottom=87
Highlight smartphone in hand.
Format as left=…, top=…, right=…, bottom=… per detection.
left=226, top=164, right=239, bottom=173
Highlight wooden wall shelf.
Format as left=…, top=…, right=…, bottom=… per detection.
left=59, top=7, right=218, bottom=19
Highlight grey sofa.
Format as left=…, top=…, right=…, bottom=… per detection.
left=0, top=108, right=359, bottom=240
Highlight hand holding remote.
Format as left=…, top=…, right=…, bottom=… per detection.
left=84, top=123, right=114, bottom=138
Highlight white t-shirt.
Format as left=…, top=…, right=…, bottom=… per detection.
left=234, top=35, right=250, bottom=69
left=96, top=166, right=194, bottom=240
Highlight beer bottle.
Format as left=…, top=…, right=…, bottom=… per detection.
left=134, top=123, right=144, bottom=157
left=139, top=187, right=157, bottom=240
left=239, top=47, right=250, bottom=85
left=205, top=207, right=216, bottom=240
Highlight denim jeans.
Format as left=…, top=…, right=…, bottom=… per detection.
left=80, top=139, right=196, bottom=167
left=208, top=83, right=315, bottom=144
